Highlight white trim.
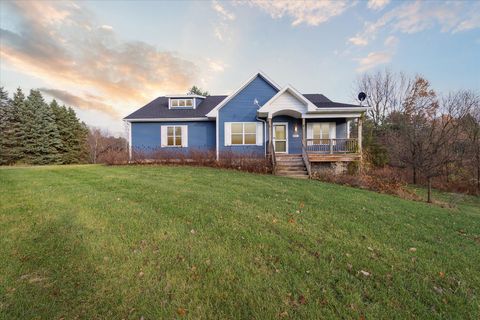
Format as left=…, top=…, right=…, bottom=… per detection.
left=258, top=85, right=317, bottom=118
left=302, top=113, right=364, bottom=119
left=224, top=121, right=261, bottom=146
left=165, top=94, right=205, bottom=99
left=169, top=98, right=195, bottom=109
left=307, top=122, right=336, bottom=141
left=124, top=117, right=211, bottom=122
left=273, top=122, right=289, bottom=154
left=307, top=107, right=369, bottom=113
left=216, top=115, right=219, bottom=160
left=161, top=124, right=187, bottom=148
left=206, top=71, right=281, bottom=118
left=347, top=120, right=351, bottom=138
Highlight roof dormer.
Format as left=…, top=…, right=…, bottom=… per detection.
left=166, top=94, right=205, bottom=109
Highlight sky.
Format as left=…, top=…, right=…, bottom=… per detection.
left=1, top=0, right=479, bottom=135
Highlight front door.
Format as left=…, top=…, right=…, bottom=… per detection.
left=273, top=123, right=288, bottom=153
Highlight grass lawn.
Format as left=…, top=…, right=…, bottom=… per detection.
left=0, top=165, right=479, bottom=319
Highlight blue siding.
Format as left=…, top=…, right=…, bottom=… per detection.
left=132, top=121, right=216, bottom=153
left=272, top=116, right=303, bottom=154
left=218, top=75, right=278, bottom=157
left=194, top=97, right=205, bottom=108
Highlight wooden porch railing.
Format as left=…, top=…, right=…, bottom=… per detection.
left=305, top=138, right=358, bottom=154
left=301, top=139, right=312, bottom=178
left=269, top=141, right=276, bottom=174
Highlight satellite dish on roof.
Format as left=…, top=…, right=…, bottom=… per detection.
left=358, top=92, right=367, bottom=102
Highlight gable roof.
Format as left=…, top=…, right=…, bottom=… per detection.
left=257, top=84, right=318, bottom=116
left=124, top=95, right=227, bottom=120
left=205, top=71, right=281, bottom=118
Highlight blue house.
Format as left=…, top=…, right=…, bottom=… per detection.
left=124, top=72, right=368, bottom=177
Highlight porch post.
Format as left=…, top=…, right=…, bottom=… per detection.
left=302, top=118, right=306, bottom=146
left=268, top=118, right=273, bottom=155
left=357, top=116, right=363, bottom=155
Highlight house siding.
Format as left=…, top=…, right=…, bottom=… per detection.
left=131, top=121, right=216, bottom=153
left=272, top=116, right=303, bottom=154
left=218, top=75, right=278, bottom=157
left=194, top=97, right=205, bottom=108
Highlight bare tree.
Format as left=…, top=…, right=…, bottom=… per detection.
left=388, top=76, right=438, bottom=185
left=87, top=127, right=127, bottom=164
left=460, top=91, right=480, bottom=191
left=355, top=69, right=412, bottom=128
left=391, top=83, right=473, bottom=202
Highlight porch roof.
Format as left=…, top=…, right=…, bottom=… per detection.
left=257, top=85, right=368, bottom=119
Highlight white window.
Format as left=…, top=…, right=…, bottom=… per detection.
left=307, top=122, right=336, bottom=144
left=161, top=125, right=188, bottom=147
left=170, top=98, right=194, bottom=109
left=224, top=122, right=263, bottom=146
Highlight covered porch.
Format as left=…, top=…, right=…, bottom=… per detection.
left=255, top=85, right=366, bottom=176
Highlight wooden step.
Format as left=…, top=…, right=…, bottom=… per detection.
left=276, top=166, right=306, bottom=170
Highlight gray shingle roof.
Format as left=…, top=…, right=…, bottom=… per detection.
left=124, top=93, right=362, bottom=120
left=124, top=95, right=227, bottom=120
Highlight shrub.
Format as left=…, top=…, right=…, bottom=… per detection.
left=125, top=147, right=272, bottom=174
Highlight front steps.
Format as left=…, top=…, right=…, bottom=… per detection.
left=274, top=154, right=309, bottom=179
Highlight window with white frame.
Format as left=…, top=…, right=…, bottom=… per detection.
left=167, top=126, right=182, bottom=146
left=307, top=122, right=335, bottom=144
left=224, top=122, right=263, bottom=146
left=170, top=98, right=194, bottom=108
left=161, top=125, right=188, bottom=147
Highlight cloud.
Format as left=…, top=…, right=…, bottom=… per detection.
left=100, top=24, right=113, bottom=31
left=211, top=1, right=236, bottom=42
left=0, top=1, right=198, bottom=118
left=39, top=88, right=120, bottom=117
left=367, top=0, right=390, bottom=11
left=348, top=36, right=368, bottom=46
left=211, top=0, right=235, bottom=21
left=384, top=35, right=398, bottom=47
left=207, top=59, right=227, bottom=73
left=355, top=51, right=393, bottom=72
left=242, top=0, right=354, bottom=26
left=348, top=1, right=480, bottom=46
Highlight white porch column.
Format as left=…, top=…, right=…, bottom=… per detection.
left=302, top=118, right=306, bottom=147
left=268, top=118, right=273, bottom=155
left=358, top=116, right=363, bottom=155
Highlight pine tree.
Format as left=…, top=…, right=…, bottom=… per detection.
left=65, top=106, right=88, bottom=163
left=25, top=90, right=63, bottom=164
left=51, top=100, right=71, bottom=163
left=9, top=88, right=28, bottom=163
left=0, top=87, right=14, bottom=164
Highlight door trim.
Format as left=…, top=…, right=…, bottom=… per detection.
left=273, top=122, right=289, bottom=154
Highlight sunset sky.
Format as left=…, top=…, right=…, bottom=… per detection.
left=1, top=0, right=479, bottom=135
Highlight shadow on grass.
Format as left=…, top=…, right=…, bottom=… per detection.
left=2, top=212, right=102, bottom=319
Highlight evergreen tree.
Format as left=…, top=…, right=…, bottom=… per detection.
left=9, top=88, right=28, bottom=163
left=66, top=106, right=89, bottom=163
left=50, top=100, right=71, bottom=163
left=25, top=90, right=63, bottom=164
left=0, top=87, right=14, bottom=164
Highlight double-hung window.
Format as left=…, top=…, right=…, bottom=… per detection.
left=167, top=126, right=182, bottom=146
left=225, top=122, right=263, bottom=146
left=161, top=125, right=188, bottom=147
left=231, top=123, right=256, bottom=145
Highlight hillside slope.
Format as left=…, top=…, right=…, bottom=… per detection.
left=1, top=165, right=479, bottom=319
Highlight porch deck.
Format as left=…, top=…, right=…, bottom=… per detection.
left=304, top=138, right=360, bottom=162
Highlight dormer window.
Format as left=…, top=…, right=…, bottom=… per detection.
left=170, top=98, right=194, bottom=109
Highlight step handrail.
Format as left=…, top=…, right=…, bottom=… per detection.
left=301, top=140, right=312, bottom=178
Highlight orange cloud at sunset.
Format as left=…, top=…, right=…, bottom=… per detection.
left=0, top=1, right=198, bottom=118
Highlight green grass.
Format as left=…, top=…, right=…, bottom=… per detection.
left=0, top=165, right=479, bottom=319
